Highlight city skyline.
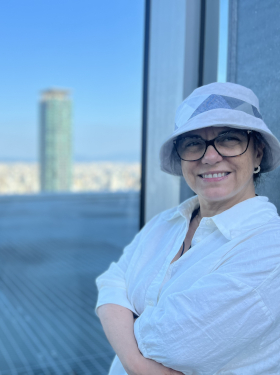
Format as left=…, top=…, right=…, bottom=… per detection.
left=0, top=161, right=140, bottom=195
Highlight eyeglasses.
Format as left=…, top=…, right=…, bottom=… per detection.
left=173, top=129, right=252, bottom=162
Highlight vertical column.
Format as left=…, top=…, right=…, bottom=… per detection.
left=180, top=0, right=220, bottom=202
left=180, top=0, right=203, bottom=203
left=227, top=0, right=280, bottom=210
left=140, top=0, right=221, bottom=226
left=140, top=0, right=202, bottom=226
left=203, top=0, right=220, bottom=85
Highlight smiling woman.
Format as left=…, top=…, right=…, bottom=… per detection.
left=173, top=128, right=271, bottom=189
left=96, top=82, right=280, bottom=375
left=176, top=126, right=263, bottom=210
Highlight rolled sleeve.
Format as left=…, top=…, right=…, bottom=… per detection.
left=95, top=214, right=159, bottom=317
left=95, top=261, right=138, bottom=316
left=95, top=286, right=137, bottom=316
left=134, top=273, right=274, bottom=375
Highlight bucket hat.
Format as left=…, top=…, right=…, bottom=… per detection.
left=160, top=82, right=280, bottom=176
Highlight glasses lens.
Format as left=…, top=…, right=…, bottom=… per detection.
left=175, top=130, right=249, bottom=161
left=215, top=130, right=248, bottom=156
left=176, top=137, right=206, bottom=161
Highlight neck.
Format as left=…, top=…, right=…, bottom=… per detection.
left=197, top=186, right=256, bottom=219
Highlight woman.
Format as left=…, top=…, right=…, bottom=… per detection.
left=95, top=82, right=280, bottom=375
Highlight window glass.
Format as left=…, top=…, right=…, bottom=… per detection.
left=0, top=0, right=144, bottom=373
left=217, top=0, right=229, bottom=82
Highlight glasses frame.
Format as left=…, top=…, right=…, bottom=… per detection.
left=173, top=130, right=252, bottom=162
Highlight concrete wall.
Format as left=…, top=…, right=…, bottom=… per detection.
left=228, top=0, right=280, bottom=211
left=142, top=0, right=202, bottom=223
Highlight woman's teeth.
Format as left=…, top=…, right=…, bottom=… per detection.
left=201, top=172, right=229, bottom=178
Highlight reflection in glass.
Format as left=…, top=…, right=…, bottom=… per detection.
left=217, top=0, right=229, bottom=82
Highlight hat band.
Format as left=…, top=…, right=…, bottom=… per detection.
left=175, top=94, right=262, bottom=130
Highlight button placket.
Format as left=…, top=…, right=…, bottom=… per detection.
left=146, top=219, right=189, bottom=308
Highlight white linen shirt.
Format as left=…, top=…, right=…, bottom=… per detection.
left=95, top=195, right=280, bottom=375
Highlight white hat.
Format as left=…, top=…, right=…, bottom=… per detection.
left=160, top=82, right=280, bottom=176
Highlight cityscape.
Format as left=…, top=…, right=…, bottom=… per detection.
left=0, top=88, right=141, bottom=373
left=0, top=88, right=141, bottom=196
left=0, top=162, right=140, bottom=195
left=0, top=2, right=143, bottom=373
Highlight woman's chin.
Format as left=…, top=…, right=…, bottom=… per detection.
left=197, top=187, right=233, bottom=202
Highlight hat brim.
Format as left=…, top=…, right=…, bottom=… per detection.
left=160, top=109, right=280, bottom=176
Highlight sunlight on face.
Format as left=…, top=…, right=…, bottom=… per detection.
left=180, top=126, right=263, bottom=205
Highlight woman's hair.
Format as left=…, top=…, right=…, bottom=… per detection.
left=171, top=129, right=272, bottom=187
left=252, top=131, right=272, bottom=187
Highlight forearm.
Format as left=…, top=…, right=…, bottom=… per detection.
left=96, top=303, right=142, bottom=374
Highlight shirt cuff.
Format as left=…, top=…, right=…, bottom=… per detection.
left=95, top=286, right=137, bottom=317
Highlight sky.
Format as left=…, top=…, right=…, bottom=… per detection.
left=0, top=0, right=145, bottom=162
left=0, top=0, right=228, bottom=163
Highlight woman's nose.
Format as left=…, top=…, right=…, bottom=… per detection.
left=201, top=144, right=223, bottom=164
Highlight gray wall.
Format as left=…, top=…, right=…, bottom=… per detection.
left=228, top=0, right=280, bottom=211
left=142, top=0, right=221, bottom=223
left=180, top=0, right=203, bottom=203
left=143, top=0, right=201, bottom=223
left=180, top=0, right=220, bottom=202
left=203, top=0, right=220, bottom=85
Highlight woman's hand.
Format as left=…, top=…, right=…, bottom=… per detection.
left=126, top=354, right=184, bottom=375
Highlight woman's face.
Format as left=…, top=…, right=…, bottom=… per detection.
left=180, top=126, right=264, bottom=204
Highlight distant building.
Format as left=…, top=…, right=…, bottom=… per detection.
left=39, top=89, right=72, bottom=192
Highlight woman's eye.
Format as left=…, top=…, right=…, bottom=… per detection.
left=183, top=141, right=202, bottom=148
left=187, top=142, right=199, bottom=146
left=220, top=136, right=240, bottom=142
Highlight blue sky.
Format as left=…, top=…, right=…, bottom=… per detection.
left=0, top=0, right=228, bottom=163
left=0, top=0, right=145, bottom=161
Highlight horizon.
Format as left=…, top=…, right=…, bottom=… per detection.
left=0, top=153, right=140, bottom=163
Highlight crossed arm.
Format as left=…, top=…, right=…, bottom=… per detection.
left=97, top=303, right=184, bottom=375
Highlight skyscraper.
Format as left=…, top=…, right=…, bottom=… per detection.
left=39, top=89, right=72, bottom=192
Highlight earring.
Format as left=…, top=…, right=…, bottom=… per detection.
left=253, top=166, right=261, bottom=174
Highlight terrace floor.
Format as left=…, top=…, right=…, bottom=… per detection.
left=0, top=192, right=139, bottom=375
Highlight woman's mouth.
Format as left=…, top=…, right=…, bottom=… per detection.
left=199, top=172, right=231, bottom=179
left=198, top=172, right=231, bottom=182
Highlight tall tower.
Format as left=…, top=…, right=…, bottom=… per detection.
left=39, top=89, right=72, bottom=192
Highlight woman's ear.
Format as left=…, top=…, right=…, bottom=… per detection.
left=255, top=144, right=264, bottom=166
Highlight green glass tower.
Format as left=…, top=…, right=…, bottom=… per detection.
left=39, top=89, right=72, bottom=192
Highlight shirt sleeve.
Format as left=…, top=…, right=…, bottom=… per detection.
left=95, top=212, right=162, bottom=317
left=95, top=231, right=141, bottom=316
left=134, top=271, right=275, bottom=375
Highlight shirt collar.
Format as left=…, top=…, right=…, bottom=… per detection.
left=164, top=195, right=199, bottom=222
left=212, top=196, right=278, bottom=239
left=164, top=195, right=278, bottom=240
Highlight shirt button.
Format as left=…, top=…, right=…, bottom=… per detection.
left=147, top=300, right=154, bottom=306
left=206, top=219, right=211, bottom=225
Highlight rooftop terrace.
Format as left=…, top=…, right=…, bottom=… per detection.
left=0, top=192, right=139, bottom=374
